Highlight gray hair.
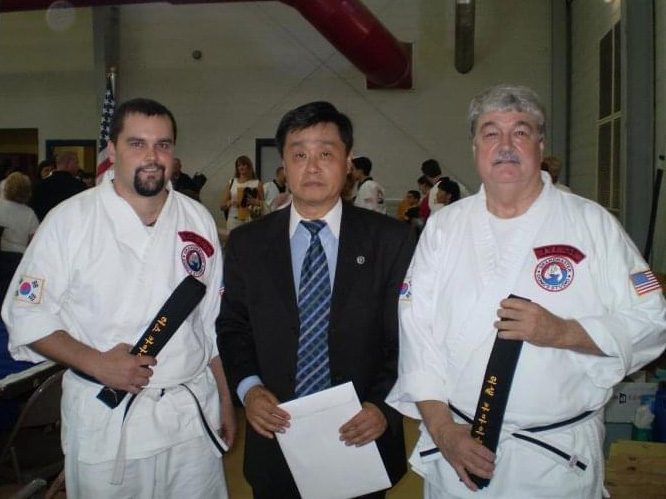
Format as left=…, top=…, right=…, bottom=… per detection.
left=468, top=84, right=547, bottom=140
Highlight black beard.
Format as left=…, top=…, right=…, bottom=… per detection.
left=134, top=165, right=166, bottom=197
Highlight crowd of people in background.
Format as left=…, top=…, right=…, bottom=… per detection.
left=0, top=136, right=574, bottom=296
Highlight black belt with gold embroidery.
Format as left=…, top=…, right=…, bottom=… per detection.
left=467, top=294, right=528, bottom=489
left=71, top=276, right=206, bottom=409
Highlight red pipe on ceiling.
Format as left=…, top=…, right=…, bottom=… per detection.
left=0, top=0, right=412, bottom=89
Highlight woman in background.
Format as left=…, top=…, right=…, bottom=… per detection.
left=0, top=172, right=42, bottom=432
left=220, top=155, right=265, bottom=231
left=0, top=172, right=39, bottom=294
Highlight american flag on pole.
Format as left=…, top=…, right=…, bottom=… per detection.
left=96, top=73, right=115, bottom=183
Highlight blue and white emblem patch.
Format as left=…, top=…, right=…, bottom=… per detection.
left=14, top=276, right=45, bottom=304
left=534, top=256, right=574, bottom=292
left=181, top=244, right=206, bottom=277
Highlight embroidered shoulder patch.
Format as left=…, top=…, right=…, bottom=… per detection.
left=14, top=276, right=45, bottom=304
left=178, top=231, right=214, bottom=257
left=631, top=270, right=661, bottom=296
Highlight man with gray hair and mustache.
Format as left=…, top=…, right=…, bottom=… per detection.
left=387, top=84, right=666, bottom=497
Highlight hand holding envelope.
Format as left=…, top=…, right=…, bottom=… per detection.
left=275, top=382, right=391, bottom=499
left=339, top=401, right=388, bottom=446
left=244, top=385, right=291, bottom=438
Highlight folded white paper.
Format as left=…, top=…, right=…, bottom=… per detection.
left=276, top=382, right=391, bottom=499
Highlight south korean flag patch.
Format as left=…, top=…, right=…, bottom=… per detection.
left=14, top=275, right=45, bottom=304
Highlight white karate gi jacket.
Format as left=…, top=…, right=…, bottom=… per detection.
left=2, top=171, right=224, bottom=465
left=354, top=177, right=387, bottom=214
left=387, top=172, right=666, bottom=497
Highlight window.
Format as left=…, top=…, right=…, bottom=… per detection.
left=597, top=22, right=622, bottom=214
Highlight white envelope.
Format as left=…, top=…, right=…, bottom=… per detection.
left=276, top=382, right=391, bottom=499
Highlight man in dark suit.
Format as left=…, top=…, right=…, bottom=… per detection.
left=31, top=151, right=86, bottom=221
left=217, top=101, right=414, bottom=498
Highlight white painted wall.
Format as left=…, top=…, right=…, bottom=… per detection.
left=116, top=0, right=552, bottom=226
left=0, top=0, right=552, bottom=227
left=0, top=9, right=98, bottom=160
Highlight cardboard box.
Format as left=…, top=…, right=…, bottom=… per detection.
left=604, top=382, right=658, bottom=423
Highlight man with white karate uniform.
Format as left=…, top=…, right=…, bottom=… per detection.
left=387, top=84, right=666, bottom=497
left=2, top=98, right=235, bottom=498
left=352, top=156, right=387, bottom=214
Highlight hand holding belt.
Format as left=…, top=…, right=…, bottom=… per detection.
left=96, top=275, right=207, bottom=408
left=468, top=294, right=528, bottom=489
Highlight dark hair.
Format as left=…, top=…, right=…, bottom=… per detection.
left=109, top=98, right=178, bottom=144
left=407, top=189, right=421, bottom=200
left=417, top=175, right=433, bottom=188
left=421, top=159, right=441, bottom=178
left=351, top=156, right=372, bottom=176
left=38, top=159, right=55, bottom=175
left=275, top=101, right=353, bottom=157
left=437, top=177, right=461, bottom=203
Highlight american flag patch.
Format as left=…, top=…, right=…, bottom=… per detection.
left=631, top=270, right=661, bottom=296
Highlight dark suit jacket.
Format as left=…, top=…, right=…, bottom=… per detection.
left=217, top=203, right=415, bottom=493
left=31, top=171, right=86, bottom=221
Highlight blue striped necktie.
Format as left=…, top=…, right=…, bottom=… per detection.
left=295, top=220, right=332, bottom=398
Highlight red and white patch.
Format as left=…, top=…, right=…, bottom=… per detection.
left=178, top=231, right=214, bottom=257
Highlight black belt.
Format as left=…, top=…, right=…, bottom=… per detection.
left=90, top=276, right=207, bottom=409
left=467, top=294, right=528, bottom=489
left=70, top=368, right=141, bottom=420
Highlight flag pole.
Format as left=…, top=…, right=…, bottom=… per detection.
left=95, top=67, right=117, bottom=183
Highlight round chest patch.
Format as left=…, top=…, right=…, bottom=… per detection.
left=181, top=244, right=206, bottom=277
left=534, top=256, right=574, bottom=292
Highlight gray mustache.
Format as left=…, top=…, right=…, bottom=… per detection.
left=492, top=151, right=521, bottom=165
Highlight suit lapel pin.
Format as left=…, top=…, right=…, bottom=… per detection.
left=356, top=256, right=365, bottom=265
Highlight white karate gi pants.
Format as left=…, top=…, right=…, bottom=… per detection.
left=65, top=435, right=228, bottom=499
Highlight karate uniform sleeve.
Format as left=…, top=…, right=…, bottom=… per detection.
left=386, top=220, right=450, bottom=419
left=2, top=215, right=73, bottom=362
left=574, top=205, right=666, bottom=389
left=200, top=216, right=224, bottom=359
left=364, top=224, right=415, bottom=426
